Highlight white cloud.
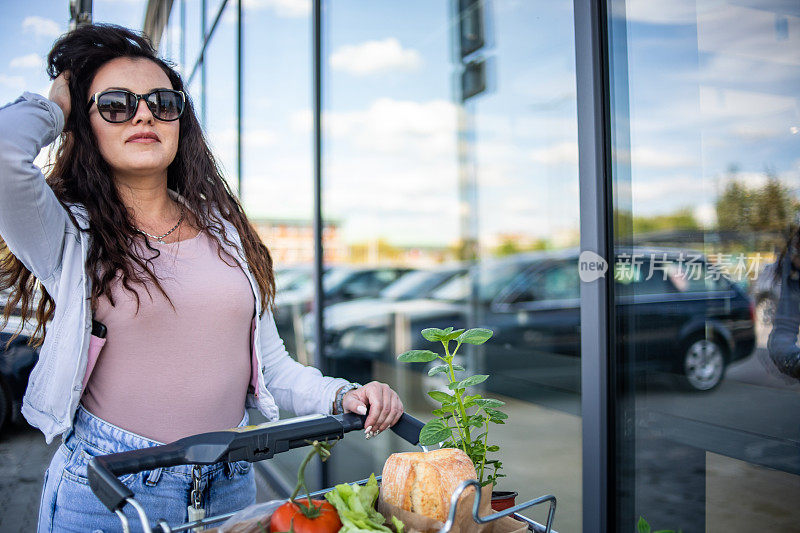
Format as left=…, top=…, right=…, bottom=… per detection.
left=292, top=98, right=458, bottom=160
left=242, top=0, right=310, bottom=18
left=530, top=142, right=577, bottom=165
left=625, top=0, right=697, bottom=25
left=10, top=53, right=44, bottom=70
left=627, top=175, right=708, bottom=203
left=628, top=146, right=697, bottom=169
left=22, top=16, right=63, bottom=39
left=329, top=38, right=422, bottom=76
left=0, top=74, right=26, bottom=91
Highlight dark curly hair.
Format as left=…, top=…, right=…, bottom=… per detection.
left=1, top=23, right=275, bottom=349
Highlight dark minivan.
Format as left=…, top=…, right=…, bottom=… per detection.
left=319, top=247, right=756, bottom=397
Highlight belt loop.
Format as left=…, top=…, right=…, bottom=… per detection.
left=145, top=467, right=163, bottom=487
left=224, top=462, right=235, bottom=479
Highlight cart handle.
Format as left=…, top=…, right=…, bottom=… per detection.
left=88, top=412, right=424, bottom=514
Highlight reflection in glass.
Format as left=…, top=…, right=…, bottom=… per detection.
left=610, top=1, right=800, bottom=530
left=322, top=1, right=581, bottom=529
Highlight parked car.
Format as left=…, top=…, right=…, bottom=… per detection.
left=0, top=289, right=40, bottom=435
left=273, top=266, right=411, bottom=358
left=301, top=265, right=467, bottom=359
left=318, top=247, right=756, bottom=395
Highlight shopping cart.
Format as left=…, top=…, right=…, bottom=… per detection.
left=87, top=412, right=558, bottom=533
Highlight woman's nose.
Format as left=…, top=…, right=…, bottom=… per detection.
left=131, top=96, right=155, bottom=124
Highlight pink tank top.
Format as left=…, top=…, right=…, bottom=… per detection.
left=81, top=229, right=255, bottom=443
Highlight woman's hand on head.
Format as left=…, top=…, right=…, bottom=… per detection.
left=48, top=70, right=71, bottom=124
left=342, top=381, right=404, bottom=434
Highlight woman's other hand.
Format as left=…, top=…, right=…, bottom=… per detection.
left=342, top=381, right=404, bottom=436
left=48, top=70, right=71, bottom=124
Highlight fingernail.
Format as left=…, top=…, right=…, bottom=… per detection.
left=356, top=405, right=367, bottom=415
left=365, top=426, right=372, bottom=434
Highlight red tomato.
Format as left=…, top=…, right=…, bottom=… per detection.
left=270, top=498, right=342, bottom=533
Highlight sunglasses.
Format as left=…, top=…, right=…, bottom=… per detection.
left=86, top=88, right=186, bottom=123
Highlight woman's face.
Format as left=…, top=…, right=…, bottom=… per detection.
left=88, top=57, right=180, bottom=182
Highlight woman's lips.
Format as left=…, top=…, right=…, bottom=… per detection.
left=127, top=138, right=159, bottom=143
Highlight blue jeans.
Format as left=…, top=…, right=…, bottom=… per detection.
left=37, top=404, right=256, bottom=532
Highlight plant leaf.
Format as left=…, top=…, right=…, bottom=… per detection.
left=637, top=517, right=650, bottom=533
left=397, top=350, right=439, bottom=363
left=484, top=407, right=508, bottom=419
left=422, top=328, right=446, bottom=342
left=457, top=328, right=494, bottom=345
left=428, top=364, right=450, bottom=376
left=443, top=328, right=466, bottom=341
left=419, top=419, right=452, bottom=446
left=460, top=374, right=489, bottom=388
left=475, top=398, right=505, bottom=408
left=486, top=445, right=500, bottom=452
left=452, top=364, right=466, bottom=371
left=427, top=391, right=454, bottom=403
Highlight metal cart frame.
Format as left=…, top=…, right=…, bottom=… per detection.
left=87, top=413, right=558, bottom=533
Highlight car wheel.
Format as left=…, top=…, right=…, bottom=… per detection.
left=0, top=378, right=10, bottom=435
left=681, top=337, right=726, bottom=391
left=755, top=297, right=776, bottom=328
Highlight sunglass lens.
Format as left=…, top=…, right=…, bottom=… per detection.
left=97, top=90, right=135, bottom=122
left=147, top=90, right=183, bottom=121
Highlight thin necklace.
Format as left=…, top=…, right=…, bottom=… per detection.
left=134, top=204, right=186, bottom=243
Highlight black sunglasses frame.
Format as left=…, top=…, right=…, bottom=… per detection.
left=86, top=88, right=186, bottom=123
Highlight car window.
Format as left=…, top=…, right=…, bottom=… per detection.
left=540, top=263, right=580, bottom=300
left=666, top=261, right=730, bottom=292
left=431, top=261, right=530, bottom=302
left=381, top=270, right=433, bottom=299
left=615, top=261, right=676, bottom=295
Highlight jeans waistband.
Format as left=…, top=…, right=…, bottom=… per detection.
left=68, top=404, right=250, bottom=477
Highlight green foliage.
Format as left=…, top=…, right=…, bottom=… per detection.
left=637, top=516, right=682, bottom=533
left=716, top=171, right=797, bottom=233
left=397, top=327, right=507, bottom=487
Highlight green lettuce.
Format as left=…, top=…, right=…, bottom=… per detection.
left=324, top=474, right=404, bottom=533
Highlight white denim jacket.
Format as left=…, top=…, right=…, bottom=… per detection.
left=0, top=91, right=348, bottom=444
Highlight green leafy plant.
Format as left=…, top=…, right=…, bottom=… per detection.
left=397, top=327, right=507, bottom=487
left=637, top=516, right=682, bottom=533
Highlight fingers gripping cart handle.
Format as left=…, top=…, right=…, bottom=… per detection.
left=88, top=412, right=424, bottom=513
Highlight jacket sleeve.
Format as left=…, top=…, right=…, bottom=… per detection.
left=258, top=308, right=350, bottom=416
left=0, top=91, right=71, bottom=282
left=767, top=255, right=800, bottom=379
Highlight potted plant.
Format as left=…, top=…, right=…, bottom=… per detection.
left=397, top=326, right=516, bottom=509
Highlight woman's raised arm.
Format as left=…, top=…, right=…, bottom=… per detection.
left=0, top=87, right=72, bottom=283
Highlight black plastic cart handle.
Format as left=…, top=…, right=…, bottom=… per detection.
left=87, top=412, right=424, bottom=513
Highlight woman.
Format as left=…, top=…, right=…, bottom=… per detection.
left=767, top=230, right=800, bottom=380
left=0, top=23, right=403, bottom=532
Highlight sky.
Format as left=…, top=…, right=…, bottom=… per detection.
left=1, top=0, right=798, bottom=250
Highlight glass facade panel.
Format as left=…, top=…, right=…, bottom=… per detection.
left=610, top=1, right=800, bottom=531
left=202, top=1, right=237, bottom=195
left=320, top=1, right=581, bottom=529
left=240, top=0, right=316, bottom=486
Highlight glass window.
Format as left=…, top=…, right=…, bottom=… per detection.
left=239, top=0, right=316, bottom=485
left=202, top=1, right=237, bottom=195
left=609, top=1, right=800, bottom=531
left=321, top=2, right=581, bottom=529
